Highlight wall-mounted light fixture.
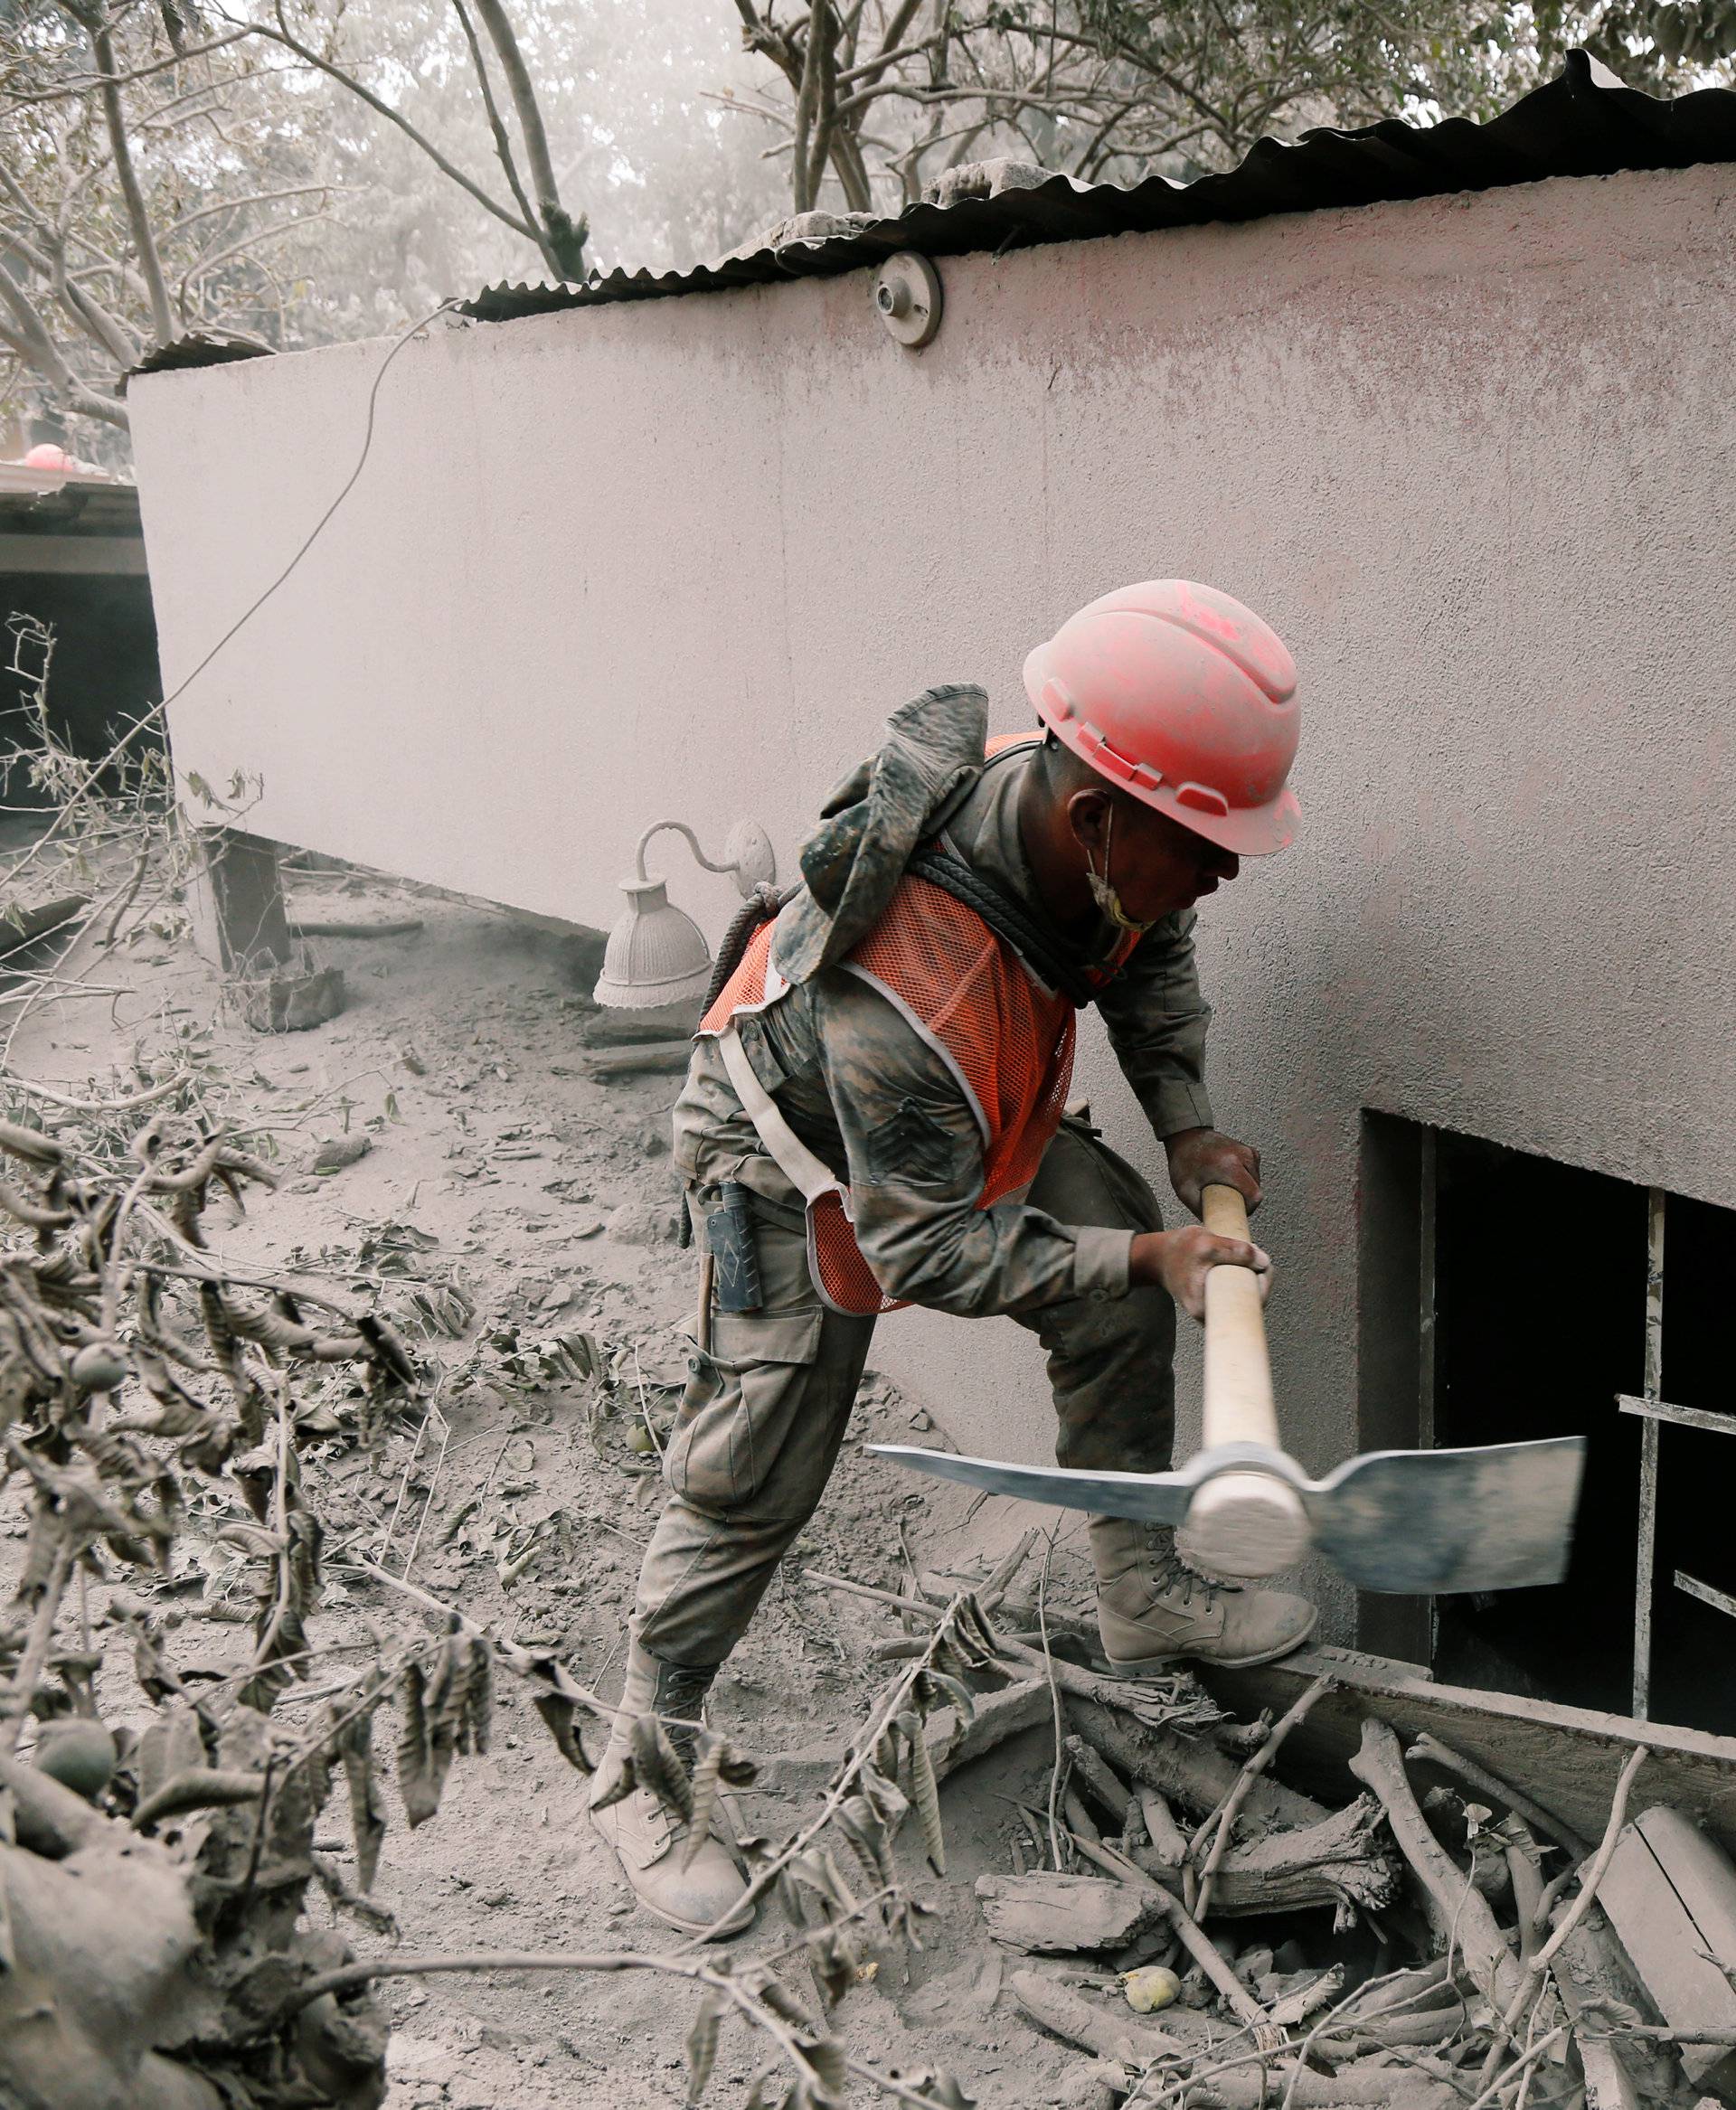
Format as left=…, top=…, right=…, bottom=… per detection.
left=873, top=252, right=942, bottom=349
left=593, top=819, right=778, bottom=1011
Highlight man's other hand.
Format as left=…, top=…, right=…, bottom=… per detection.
left=1165, top=1127, right=1262, bottom=1217
left=1129, top=1227, right=1272, bottom=1321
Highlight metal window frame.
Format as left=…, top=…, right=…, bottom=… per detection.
left=1618, top=1189, right=1736, bottom=1720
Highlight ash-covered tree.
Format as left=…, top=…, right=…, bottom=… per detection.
left=716, top=0, right=1736, bottom=216
left=0, top=0, right=593, bottom=441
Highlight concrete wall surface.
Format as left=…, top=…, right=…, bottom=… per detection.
left=131, top=163, right=1736, bottom=1638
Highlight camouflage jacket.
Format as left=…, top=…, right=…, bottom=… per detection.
left=672, top=702, right=1215, bottom=1318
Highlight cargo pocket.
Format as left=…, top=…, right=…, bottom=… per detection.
left=663, top=1307, right=827, bottom=1520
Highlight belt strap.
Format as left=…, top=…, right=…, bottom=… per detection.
left=717, top=1025, right=841, bottom=1209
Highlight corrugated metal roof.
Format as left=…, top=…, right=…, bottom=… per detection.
left=122, top=332, right=273, bottom=389
left=463, top=52, right=1736, bottom=325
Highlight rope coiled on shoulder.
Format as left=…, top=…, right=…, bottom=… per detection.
left=699, top=881, right=794, bottom=1019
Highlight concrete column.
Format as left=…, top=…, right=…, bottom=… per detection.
left=184, top=827, right=296, bottom=975
left=185, top=826, right=344, bottom=1029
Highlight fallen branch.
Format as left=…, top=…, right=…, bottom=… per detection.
left=1404, top=1730, right=1593, bottom=1862
left=0, top=1070, right=187, bottom=1115
left=1131, top=1793, right=1398, bottom=1919
left=1473, top=1742, right=1648, bottom=2092
left=1347, top=1718, right=1522, bottom=2007
left=1168, top=2054, right=1460, bottom=2108
left=1065, top=1732, right=1133, bottom=1825
left=1008, top=1965, right=1199, bottom=2066
left=1193, top=1674, right=1334, bottom=1920
left=1062, top=1683, right=1325, bottom=1830
left=288, top=916, right=425, bottom=939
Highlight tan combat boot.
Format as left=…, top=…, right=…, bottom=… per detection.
left=588, top=1644, right=755, bottom=1939
left=1090, top=1516, right=1317, bottom=1672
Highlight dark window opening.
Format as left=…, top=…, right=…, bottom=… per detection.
left=1357, top=1116, right=1736, bottom=1736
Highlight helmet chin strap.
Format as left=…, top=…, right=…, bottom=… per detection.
left=1085, top=806, right=1156, bottom=937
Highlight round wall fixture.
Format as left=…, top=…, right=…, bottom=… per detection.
left=723, top=818, right=778, bottom=894
left=873, top=253, right=942, bottom=348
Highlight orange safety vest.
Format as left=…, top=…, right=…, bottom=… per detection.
left=698, top=737, right=1132, bottom=1316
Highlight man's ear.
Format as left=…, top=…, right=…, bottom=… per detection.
left=1067, top=787, right=1112, bottom=856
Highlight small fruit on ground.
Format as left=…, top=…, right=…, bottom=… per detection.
left=71, top=1342, right=127, bottom=1391
left=33, top=1718, right=118, bottom=1800
left=1122, top=1964, right=1182, bottom=2014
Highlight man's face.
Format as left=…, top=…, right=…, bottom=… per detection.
left=1070, top=790, right=1241, bottom=923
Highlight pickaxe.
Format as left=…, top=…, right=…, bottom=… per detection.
left=870, top=1186, right=1583, bottom=1593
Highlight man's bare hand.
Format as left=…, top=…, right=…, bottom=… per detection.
left=1130, top=1227, right=1272, bottom=1322
left=1165, top=1127, right=1263, bottom=1217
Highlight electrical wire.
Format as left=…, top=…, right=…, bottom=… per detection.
left=153, top=295, right=464, bottom=721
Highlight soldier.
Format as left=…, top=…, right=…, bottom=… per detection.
left=592, top=579, right=1316, bottom=1935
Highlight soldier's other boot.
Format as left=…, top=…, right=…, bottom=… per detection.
left=1090, top=1516, right=1317, bottom=1672
left=588, top=1643, right=754, bottom=1938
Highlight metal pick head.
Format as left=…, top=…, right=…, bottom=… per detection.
left=1304, top=1437, right=1586, bottom=1595
left=865, top=1445, right=1203, bottom=1526
left=867, top=1435, right=1586, bottom=1597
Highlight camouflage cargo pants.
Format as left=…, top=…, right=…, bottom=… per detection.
left=631, top=1117, right=1175, bottom=1670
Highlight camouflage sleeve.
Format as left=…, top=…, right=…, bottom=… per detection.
left=808, top=971, right=1133, bottom=1317
left=1092, top=909, right=1216, bottom=1138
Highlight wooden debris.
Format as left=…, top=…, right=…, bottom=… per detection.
left=1202, top=1644, right=1736, bottom=1860
left=1405, top=1727, right=1593, bottom=1860
left=1065, top=1688, right=1326, bottom=1830
left=756, top=1676, right=1051, bottom=1799
left=1348, top=1717, right=1523, bottom=2005
left=1192, top=1672, right=1334, bottom=1921
left=1598, top=1804, right=1736, bottom=2098
left=815, top=1568, right=1736, bottom=2110
left=1130, top=1792, right=1399, bottom=1918
left=1063, top=1734, right=1131, bottom=1825
left=976, top=1871, right=1162, bottom=1954
left=288, top=914, right=425, bottom=939
left=1137, top=1785, right=1187, bottom=1868
left=1008, top=1968, right=1196, bottom=2066
left=1183, top=2061, right=1459, bottom=2108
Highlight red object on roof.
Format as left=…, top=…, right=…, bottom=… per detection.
left=22, top=443, right=71, bottom=471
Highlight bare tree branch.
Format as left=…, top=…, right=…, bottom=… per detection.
left=53, top=2, right=177, bottom=344
left=165, top=183, right=345, bottom=238
left=0, top=259, right=128, bottom=425
left=469, top=0, right=587, bottom=276
left=4, top=28, right=251, bottom=106
left=448, top=0, right=545, bottom=266
left=225, top=5, right=542, bottom=245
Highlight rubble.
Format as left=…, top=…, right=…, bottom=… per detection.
left=754, top=1543, right=1736, bottom=2110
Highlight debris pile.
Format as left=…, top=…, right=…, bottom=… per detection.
left=0, top=1108, right=983, bottom=2110
left=722, top=1546, right=1729, bottom=2110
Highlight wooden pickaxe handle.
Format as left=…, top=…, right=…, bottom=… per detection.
left=1199, top=1183, right=1281, bottom=1452
left=1184, top=1184, right=1311, bottom=1579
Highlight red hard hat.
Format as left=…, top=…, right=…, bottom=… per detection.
left=1023, top=579, right=1300, bottom=855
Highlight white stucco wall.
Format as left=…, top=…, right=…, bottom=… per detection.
left=131, top=162, right=1736, bottom=1638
